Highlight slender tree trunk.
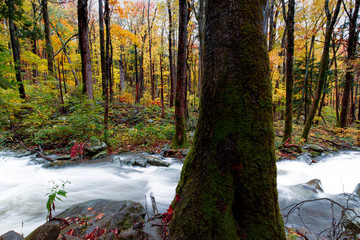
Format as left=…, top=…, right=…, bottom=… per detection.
left=134, top=43, right=140, bottom=104
left=167, top=0, right=175, bottom=107
left=99, top=0, right=107, bottom=98
left=332, top=36, right=340, bottom=121
left=41, top=0, right=54, bottom=75
left=61, top=55, right=67, bottom=94
left=57, top=59, right=64, bottom=111
left=268, top=0, right=277, bottom=52
left=170, top=0, right=285, bottom=238
left=160, top=40, right=165, bottom=118
left=302, top=0, right=341, bottom=140
left=297, top=35, right=315, bottom=121
left=78, top=0, right=93, bottom=100
left=172, top=0, right=188, bottom=148
left=119, top=60, right=125, bottom=93
left=6, top=0, right=26, bottom=99
left=338, top=0, right=360, bottom=128
left=283, top=0, right=295, bottom=143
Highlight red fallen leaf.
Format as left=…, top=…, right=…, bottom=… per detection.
left=95, top=213, right=104, bottom=220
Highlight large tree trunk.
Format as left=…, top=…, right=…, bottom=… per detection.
left=337, top=0, right=360, bottom=128
left=41, top=0, right=54, bottom=76
left=167, top=0, right=175, bottom=108
left=171, top=0, right=188, bottom=148
left=301, top=0, right=341, bottom=140
left=6, top=0, right=26, bottom=99
left=170, top=1, right=286, bottom=239
left=283, top=0, right=295, bottom=143
left=78, top=0, right=93, bottom=100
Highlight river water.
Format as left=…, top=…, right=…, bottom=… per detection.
left=1, top=151, right=360, bottom=236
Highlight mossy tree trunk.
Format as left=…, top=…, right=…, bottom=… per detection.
left=170, top=0, right=285, bottom=239
left=301, top=0, right=341, bottom=140
left=283, top=0, right=295, bottom=143
left=172, top=0, right=187, bottom=148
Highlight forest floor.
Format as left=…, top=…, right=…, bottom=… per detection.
left=0, top=98, right=359, bottom=159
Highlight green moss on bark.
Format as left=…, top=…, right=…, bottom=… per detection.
left=170, top=1, right=285, bottom=239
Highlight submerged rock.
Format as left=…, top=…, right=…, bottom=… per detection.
left=341, top=208, right=360, bottom=235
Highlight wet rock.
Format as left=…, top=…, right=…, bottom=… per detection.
left=304, top=179, right=324, bottom=192
left=85, top=139, right=107, bottom=154
left=310, top=151, right=321, bottom=157
left=55, top=155, right=72, bottom=161
left=145, top=156, right=170, bottom=167
left=112, top=154, right=169, bottom=168
left=0, top=230, right=24, bottom=240
left=341, top=208, right=360, bottom=235
left=91, top=149, right=108, bottom=160
left=296, top=227, right=318, bottom=240
left=25, top=221, right=60, bottom=240
left=60, top=235, right=81, bottom=240
left=181, top=148, right=190, bottom=156
left=304, top=144, right=324, bottom=152
left=354, top=183, right=360, bottom=196
left=118, top=228, right=138, bottom=239
left=142, top=217, right=163, bottom=240
left=15, top=151, right=33, bottom=158
left=55, top=199, right=145, bottom=239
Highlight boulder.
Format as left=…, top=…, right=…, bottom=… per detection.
left=25, top=221, right=60, bottom=240
left=0, top=231, right=24, bottom=240
left=84, top=139, right=107, bottom=154
left=142, top=217, right=163, bottom=240
left=54, top=199, right=145, bottom=239
left=90, top=149, right=108, bottom=160
left=341, top=208, right=360, bottom=235
left=145, top=156, right=170, bottom=167
left=303, top=144, right=324, bottom=152
left=112, top=154, right=169, bottom=168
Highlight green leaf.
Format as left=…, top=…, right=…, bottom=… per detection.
left=57, top=189, right=67, bottom=197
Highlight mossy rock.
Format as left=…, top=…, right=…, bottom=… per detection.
left=25, top=221, right=60, bottom=240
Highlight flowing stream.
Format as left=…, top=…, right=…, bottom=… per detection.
left=1, top=151, right=360, bottom=236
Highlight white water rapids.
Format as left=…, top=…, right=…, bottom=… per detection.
left=1, top=151, right=360, bottom=236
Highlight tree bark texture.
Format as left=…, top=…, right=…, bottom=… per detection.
left=99, top=0, right=107, bottom=98
left=283, top=0, right=295, bottom=143
left=170, top=0, right=285, bottom=239
left=6, top=0, right=26, bottom=99
left=338, top=0, right=360, bottom=128
left=172, top=0, right=188, bottom=148
left=78, top=0, right=94, bottom=100
left=301, top=0, right=341, bottom=140
left=167, top=0, right=175, bottom=107
left=41, top=0, right=54, bottom=75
